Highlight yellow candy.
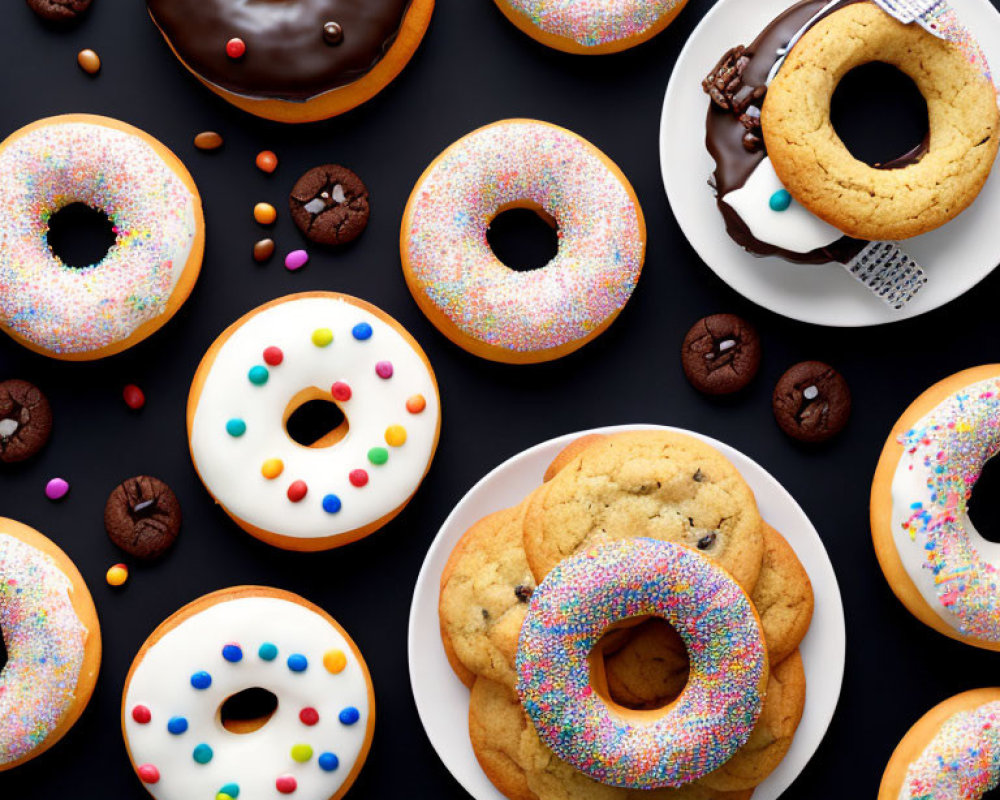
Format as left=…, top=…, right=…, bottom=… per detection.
left=323, top=649, right=347, bottom=674
left=312, top=328, right=333, bottom=347
left=106, top=564, right=128, bottom=587
left=253, top=202, right=277, bottom=225
left=291, top=743, right=313, bottom=762
left=385, top=425, right=407, bottom=447
left=261, top=458, right=284, bottom=480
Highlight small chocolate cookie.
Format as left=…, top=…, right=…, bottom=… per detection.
left=26, top=0, right=92, bottom=23
left=104, top=476, right=181, bottom=560
left=0, top=380, right=53, bottom=464
left=289, top=165, right=370, bottom=247
left=681, top=313, right=761, bottom=395
left=773, top=361, right=851, bottom=443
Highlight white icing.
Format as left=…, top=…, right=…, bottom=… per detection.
left=123, top=595, right=371, bottom=800
left=721, top=157, right=844, bottom=253
left=189, top=296, right=439, bottom=541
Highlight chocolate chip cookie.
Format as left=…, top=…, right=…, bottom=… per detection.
left=288, top=164, right=370, bottom=246
left=681, top=314, right=761, bottom=395
left=0, top=379, right=52, bottom=463
left=752, top=524, right=814, bottom=665
left=773, top=361, right=851, bottom=443
left=104, top=476, right=181, bottom=560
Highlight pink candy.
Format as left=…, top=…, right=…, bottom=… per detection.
left=285, top=250, right=309, bottom=271
left=45, top=478, right=69, bottom=501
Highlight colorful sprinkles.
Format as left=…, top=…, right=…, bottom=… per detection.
left=504, top=0, right=683, bottom=47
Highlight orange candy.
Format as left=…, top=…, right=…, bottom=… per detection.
left=254, top=202, right=277, bottom=225
left=256, top=151, right=278, bottom=173
left=406, top=394, right=426, bottom=414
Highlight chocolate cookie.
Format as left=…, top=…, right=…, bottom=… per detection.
left=104, top=476, right=181, bottom=560
left=26, top=0, right=92, bottom=23
left=0, top=380, right=52, bottom=464
left=289, top=165, right=370, bottom=246
left=681, top=314, right=761, bottom=395
left=773, top=361, right=851, bottom=443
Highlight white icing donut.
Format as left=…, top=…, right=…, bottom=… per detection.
left=122, top=588, right=374, bottom=800
left=188, top=293, right=440, bottom=550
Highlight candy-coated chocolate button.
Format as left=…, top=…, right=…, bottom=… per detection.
left=226, top=418, right=246, bottom=437
left=193, top=743, right=214, bottom=764
left=191, top=671, right=212, bottom=690
left=263, top=346, right=283, bottom=366
left=276, top=775, right=297, bottom=794
left=385, top=425, right=407, bottom=447
left=285, top=250, right=309, bottom=271
left=311, top=328, right=333, bottom=347
left=287, top=481, right=308, bottom=502
left=132, top=705, right=152, bottom=724
left=167, top=716, right=188, bottom=735
left=299, top=707, right=320, bottom=726
left=258, top=642, right=278, bottom=661
left=323, top=649, right=347, bottom=674
left=287, top=654, right=308, bottom=672
left=331, top=381, right=352, bottom=401
left=375, top=361, right=393, bottom=379
left=322, top=494, right=342, bottom=514
left=138, top=764, right=160, bottom=784
left=256, top=151, right=278, bottom=173
left=349, top=469, right=368, bottom=487
left=226, top=38, right=246, bottom=59
left=106, top=563, right=128, bottom=587
left=261, top=459, right=284, bottom=480
left=352, top=322, right=373, bottom=341
left=318, top=752, right=339, bottom=772
left=222, top=644, right=243, bottom=662
left=406, top=394, right=426, bottom=414
left=291, top=743, right=313, bottom=762
left=253, top=202, right=277, bottom=225
left=339, top=706, right=360, bottom=725
left=367, top=447, right=388, bottom=466
left=248, top=365, right=269, bottom=385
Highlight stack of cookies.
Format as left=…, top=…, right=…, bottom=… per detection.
left=439, top=430, right=814, bottom=800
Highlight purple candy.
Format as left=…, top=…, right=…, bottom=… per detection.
left=375, top=361, right=394, bottom=379
left=45, top=477, right=69, bottom=501
left=285, top=249, right=309, bottom=271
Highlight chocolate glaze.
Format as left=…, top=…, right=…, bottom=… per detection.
left=704, top=0, right=927, bottom=264
left=147, top=0, right=413, bottom=102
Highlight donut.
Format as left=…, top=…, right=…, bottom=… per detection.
left=871, top=365, right=1000, bottom=650
left=146, top=0, right=434, bottom=123
left=878, top=688, right=1000, bottom=799
left=0, top=114, right=204, bottom=360
left=0, top=518, right=101, bottom=771
left=401, top=120, right=645, bottom=364
left=187, top=292, right=441, bottom=551
left=516, top=539, right=767, bottom=789
left=492, top=0, right=688, bottom=54
left=122, top=586, right=374, bottom=800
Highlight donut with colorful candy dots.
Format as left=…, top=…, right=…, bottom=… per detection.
left=400, top=119, right=645, bottom=364
left=516, top=538, right=768, bottom=790
left=0, top=518, right=101, bottom=771
left=187, top=292, right=441, bottom=551
left=871, top=365, right=1000, bottom=651
left=0, top=114, right=204, bottom=360
left=122, top=587, right=374, bottom=800
left=878, top=688, right=1000, bottom=800
left=492, top=0, right=689, bottom=54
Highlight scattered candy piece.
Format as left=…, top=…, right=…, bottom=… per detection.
left=218, top=783, right=240, bottom=799
left=132, top=705, right=152, bottom=724
left=194, top=131, right=224, bottom=151
left=287, top=653, right=308, bottom=672
left=248, top=365, right=269, bottom=385
left=367, top=447, right=388, bottom=466
left=299, top=707, right=320, bottom=726
left=191, top=671, right=212, bottom=690
left=263, top=346, right=284, bottom=366
left=352, top=322, right=373, bottom=341
left=331, top=382, right=352, bottom=401
left=318, top=752, right=340, bottom=772
left=291, top=743, right=313, bottom=763
left=222, top=643, right=243, bottom=662
left=167, top=716, right=189, bottom=734
left=349, top=469, right=368, bottom=488
left=123, top=384, right=145, bottom=410
left=226, top=38, right=246, bottom=59
left=226, top=418, right=247, bottom=437
left=106, top=563, right=129, bottom=587
left=385, top=425, right=407, bottom=447
left=312, top=328, right=333, bottom=347
left=253, top=239, right=275, bottom=263
left=137, top=764, right=160, bottom=784
left=256, top=150, right=278, bottom=173
left=406, top=394, right=427, bottom=414
left=769, top=189, right=792, bottom=212
left=339, top=706, right=360, bottom=725
left=375, top=361, right=394, bottom=379
left=287, top=480, right=308, bottom=502
left=77, top=48, right=101, bottom=75
left=322, top=494, right=342, bottom=514
left=276, top=775, right=297, bottom=794
left=254, top=203, right=277, bottom=226
left=258, top=642, right=278, bottom=661
left=323, top=21, right=344, bottom=45
left=323, top=649, right=347, bottom=674
left=193, top=743, right=214, bottom=764
left=45, top=477, right=70, bottom=501
left=285, top=249, right=309, bottom=271
left=261, top=459, right=284, bottom=480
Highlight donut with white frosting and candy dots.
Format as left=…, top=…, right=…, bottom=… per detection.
left=187, top=292, right=441, bottom=551
left=122, top=586, right=374, bottom=800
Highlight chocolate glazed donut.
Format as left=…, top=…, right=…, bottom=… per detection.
left=147, top=0, right=413, bottom=101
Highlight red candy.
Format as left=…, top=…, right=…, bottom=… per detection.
left=138, top=764, right=160, bottom=784
left=299, top=707, right=320, bottom=726
left=331, top=381, right=352, bottom=402
left=287, top=481, right=308, bottom=502
left=349, top=469, right=368, bottom=488
left=123, top=384, right=145, bottom=410
left=264, top=346, right=284, bottom=366
left=226, top=38, right=246, bottom=59
left=276, top=775, right=297, bottom=794
left=132, top=705, right=152, bottom=724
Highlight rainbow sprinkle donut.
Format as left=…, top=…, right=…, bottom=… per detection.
left=0, top=115, right=204, bottom=360
left=401, top=119, right=645, bottom=364
left=492, top=0, right=689, bottom=54
left=516, top=538, right=767, bottom=789
left=187, top=292, right=441, bottom=551
left=122, top=587, right=374, bottom=800
left=0, top=518, right=101, bottom=771
left=872, top=366, right=1000, bottom=650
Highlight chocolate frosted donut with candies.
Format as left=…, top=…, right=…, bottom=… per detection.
left=872, top=365, right=1000, bottom=650
left=0, top=115, right=204, bottom=360
left=493, top=0, right=689, bottom=54
left=122, top=587, right=374, bottom=800
left=401, top=120, right=645, bottom=364
left=187, top=292, right=440, bottom=551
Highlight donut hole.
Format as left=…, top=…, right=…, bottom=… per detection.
left=487, top=205, right=559, bottom=272
left=589, top=617, right=690, bottom=713
left=46, top=202, right=117, bottom=269
left=284, top=389, right=349, bottom=449
left=219, top=687, right=279, bottom=734
left=830, top=62, right=929, bottom=168
left=969, top=457, right=1000, bottom=544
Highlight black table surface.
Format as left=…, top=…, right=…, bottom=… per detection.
left=4, top=0, right=1000, bottom=797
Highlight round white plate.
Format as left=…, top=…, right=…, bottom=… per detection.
left=408, top=424, right=846, bottom=800
left=660, top=0, right=1000, bottom=327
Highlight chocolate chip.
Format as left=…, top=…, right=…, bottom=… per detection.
left=289, top=165, right=370, bottom=247
left=0, top=380, right=52, bottom=464
left=104, top=476, right=181, bottom=561
left=681, top=314, right=762, bottom=395
left=515, top=585, right=533, bottom=602
left=742, top=131, right=764, bottom=152
left=693, top=469, right=705, bottom=482
left=323, top=21, right=344, bottom=45
left=697, top=532, right=718, bottom=550
left=481, top=608, right=490, bottom=620
left=773, top=361, right=851, bottom=443
left=26, top=0, right=91, bottom=23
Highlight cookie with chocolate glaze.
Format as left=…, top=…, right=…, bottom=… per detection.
left=681, top=314, right=761, bottom=395
left=104, top=476, right=181, bottom=560
left=27, top=0, right=92, bottom=23
left=0, top=379, right=52, bottom=464
left=289, top=165, right=370, bottom=247
left=773, top=361, right=851, bottom=443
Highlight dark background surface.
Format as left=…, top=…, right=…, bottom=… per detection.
left=3, top=0, right=1000, bottom=797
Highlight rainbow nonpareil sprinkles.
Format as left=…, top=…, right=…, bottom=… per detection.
left=897, top=378, right=1000, bottom=640
left=0, top=119, right=198, bottom=355
left=515, top=539, right=766, bottom=789
left=0, top=533, right=87, bottom=766
left=503, top=0, right=683, bottom=47
left=404, top=121, right=643, bottom=354
left=901, top=701, right=1000, bottom=799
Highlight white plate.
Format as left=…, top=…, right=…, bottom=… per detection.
left=660, top=0, right=1000, bottom=327
left=408, top=424, right=846, bottom=800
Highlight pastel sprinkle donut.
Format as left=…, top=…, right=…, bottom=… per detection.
left=401, top=120, right=645, bottom=364
left=516, top=538, right=767, bottom=789
left=0, top=114, right=204, bottom=360
left=187, top=292, right=440, bottom=551
left=0, top=518, right=101, bottom=771
left=122, top=587, right=374, bottom=800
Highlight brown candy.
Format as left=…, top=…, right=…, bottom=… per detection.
left=77, top=48, right=101, bottom=75
left=104, top=476, right=182, bottom=561
left=253, top=238, right=275, bottom=262
left=194, top=131, right=224, bottom=151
